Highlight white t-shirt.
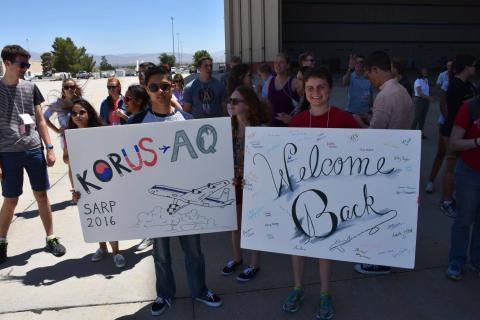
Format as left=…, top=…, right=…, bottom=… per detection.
left=414, top=78, right=429, bottom=97
left=436, top=70, right=449, bottom=87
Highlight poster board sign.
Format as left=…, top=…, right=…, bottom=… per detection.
left=241, top=128, right=420, bottom=268
left=66, top=117, right=237, bottom=243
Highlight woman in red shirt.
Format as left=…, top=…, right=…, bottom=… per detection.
left=283, top=67, right=358, bottom=320
left=446, top=99, right=480, bottom=280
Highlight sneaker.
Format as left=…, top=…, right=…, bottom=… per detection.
left=0, top=241, right=7, bottom=264
left=236, top=266, right=259, bottom=282
left=441, top=201, right=456, bottom=218
left=446, top=265, right=463, bottom=281
left=151, top=297, right=171, bottom=316
left=113, top=253, right=126, bottom=268
left=136, top=238, right=153, bottom=251
left=91, top=247, right=107, bottom=262
left=424, top=181, right=434, bottom=194
left=221, top=259, right=242, bottom=275
left=315, top=293, right=334, bottom=320
left=46, top=237, right=66, bottom=257
left=282, top=288, right=305, bottom=313
left=354, top=264, right=391, bottom=275
left=195, top=290, right=222, bottom=307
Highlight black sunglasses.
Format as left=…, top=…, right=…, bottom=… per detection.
left=72, top=110, right=87, bottom=117
left=148, top=82, right=171, bottom=93
left=12, top=60, right=31, bottom=69
left=227, top=98, right=245, bottom=105
left=107, top=86, right=119, bottom=90
left=63, top=85, right=76, bottom=90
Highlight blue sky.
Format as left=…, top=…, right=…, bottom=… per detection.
left=0, top=0, right=225, bottom=55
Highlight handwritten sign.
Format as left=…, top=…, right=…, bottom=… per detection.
left=65, top=118, right=237, bottom=242
left=241, top=128, right=420, bottom=268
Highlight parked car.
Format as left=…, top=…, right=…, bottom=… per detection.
left=76, top=71, right=91, bottom=79
left=189, top=66, right=197, bottom=74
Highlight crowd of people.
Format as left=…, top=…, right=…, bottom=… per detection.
left=0, top=44, right=479, bottom=319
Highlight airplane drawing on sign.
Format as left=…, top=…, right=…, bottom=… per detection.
left=148, top=180, right=234, bottom=215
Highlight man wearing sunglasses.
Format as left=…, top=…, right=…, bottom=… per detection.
left=0, top=45, right=66, bottom=265
left=183, top=56, right=227, bottom=119
left=128, top=66, right=223, bottom=315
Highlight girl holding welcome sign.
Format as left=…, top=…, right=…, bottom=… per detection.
left=285, top=67, right=359, bottom=320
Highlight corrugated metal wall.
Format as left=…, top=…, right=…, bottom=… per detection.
left=282, top=0, right=480, bottom=69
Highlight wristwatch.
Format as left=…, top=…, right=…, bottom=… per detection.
left=46, top=143, right=54, bottom=150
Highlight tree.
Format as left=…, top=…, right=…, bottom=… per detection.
left=51, top=37, right=95, bottom=73
left=40, top=52, right=54, bottom=74
left=192, top=50, right=212, bottom=67
left=159, top=53, right=176, bottom=67
left=99, top=56, right=114, bottom=71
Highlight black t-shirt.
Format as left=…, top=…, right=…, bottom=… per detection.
left=441, top=77, right=478, bottom=137
left=398, top=76, right=413, bottom=97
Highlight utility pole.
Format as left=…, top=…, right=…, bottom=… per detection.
left=170, top=17, right=175, bottom=62
left=177, top=33, right=180, bottom=65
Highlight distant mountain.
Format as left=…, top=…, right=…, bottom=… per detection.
left=30, top=50, right=226, bottom=66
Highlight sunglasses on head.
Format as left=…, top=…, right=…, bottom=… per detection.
left=107, top=85, right=118, bottom=90
left=12, top=60, right=31, bottom=69
left=72, top=110, right=87, bottom=117
left=148, top=82, right=171, bottom=93
left=63, top=85, right=76, bottom=90
left=227, top=98, right=245, bottom=105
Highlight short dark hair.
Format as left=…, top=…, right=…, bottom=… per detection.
left=298, top=51, right=314, bottom=63
left=139, top=62, right=156, bottom=70
left=303, top=67, right=333, bottom=88
left=258, top=63, right=272, bottom=74
left=144, top=66, right=170, bottom=85
left=365, top=51, right=391, bottom=72
left=453, top=54, right=476, bottom=74
left=1, top=45, right=31, bottom=62
left=391, top=57, right=408, bottom=76
left=276, top=52, right=290, bottom=64
left=197, top=56, right=213, bottom=68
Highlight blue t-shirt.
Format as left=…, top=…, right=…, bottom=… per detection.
left=347, top=71, right=373, bottom=114
left=183, top=77, right=226, bottom=119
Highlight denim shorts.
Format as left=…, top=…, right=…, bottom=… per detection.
left=0, top=148, right=50, bottom=197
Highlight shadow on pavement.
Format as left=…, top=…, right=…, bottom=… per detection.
left=115, top=304, right=152, bottom=320
left=3, top=246, right=151, bottom=286
left=0, top=248, right=45, bottom=270
left=15, top=200, right=72, bottom=219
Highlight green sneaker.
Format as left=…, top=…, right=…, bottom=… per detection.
left=282, top=288, right=305, bottom=313
left=315, top=293, right=334, bottom=320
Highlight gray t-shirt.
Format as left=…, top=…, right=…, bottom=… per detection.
left=183, top=77, right=226, bottom=119
left=0, top=80, right=44, bottom=152
left=142, top=108, right=193, bottom=123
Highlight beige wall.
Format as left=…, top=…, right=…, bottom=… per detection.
left=224, top=0, right=280, bottom=64
left=0, top=60, right=42, bottom=76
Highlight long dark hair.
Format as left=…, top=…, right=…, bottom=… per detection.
left=67, top=99, right=104, bottom=129
left=126, top=85, right=149, bottom=111
left=227, top=63, right=250, bottom=97
left=231, top=85, right=269, bottom=137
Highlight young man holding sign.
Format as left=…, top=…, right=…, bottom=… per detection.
left=128, top=66, right=223, bottom=316
left=0, top=45, right=66, bottom=264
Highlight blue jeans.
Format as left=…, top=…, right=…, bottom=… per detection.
left=152, top=234, right=207, bottom=299
left=448, top=159, right=480, bottom=268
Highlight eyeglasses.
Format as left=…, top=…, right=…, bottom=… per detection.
left=12, top=60, right=31, bottom=69
left=107, top=86, right=118, bottom=90
left=63, top=85, right=76, bottom=90
left=71, top=110, right=87, bottom=117
left=148, top=82, right=171, bottom=93
left=227, top=98, right=245, bottom=105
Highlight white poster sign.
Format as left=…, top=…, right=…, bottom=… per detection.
left=241, top=128, right=420, bottom=268
left=66, top=118, right=237, bottom=243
